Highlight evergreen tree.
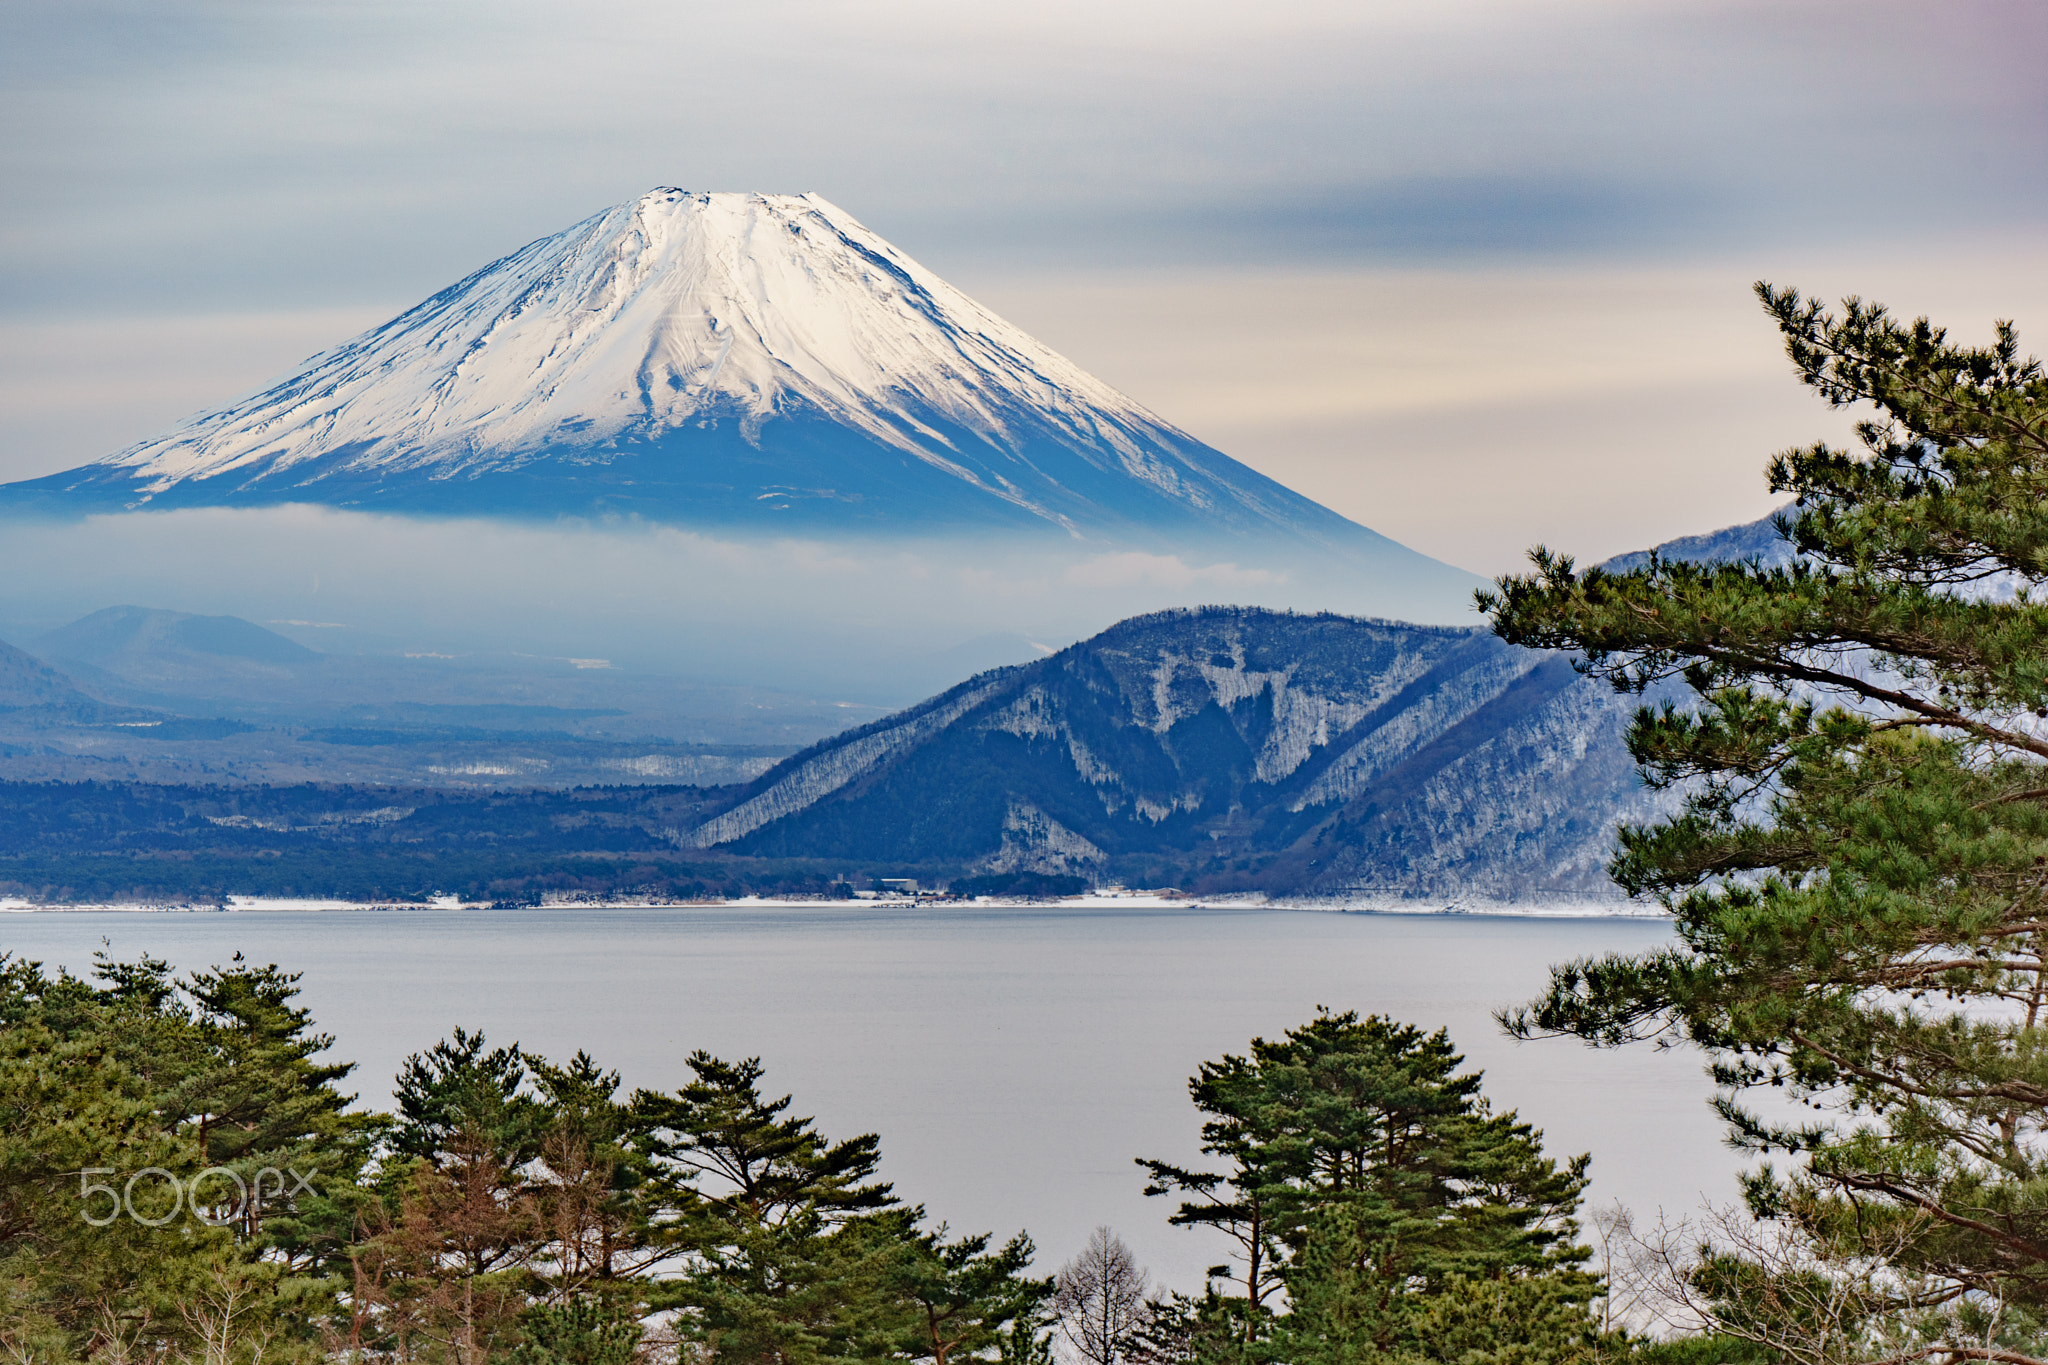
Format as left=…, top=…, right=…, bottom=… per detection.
left=1124, top=1289, right=1256, bottom=1365
left=1485, top=286, right=2048, bottom=1348
left=527, top=1049, right=672, bottom=1296
left=358, top=1027, right=554, bottom=1358
left=871, top=1215, right=1051, bottom=1365
left=0, top=953, right=337, bottom=1360
left=393, top=1027, right=546, bottom=1170
left=1140, top=1046, right=1285, bottom=1324
left=23, top=949, right=380, bottom=1273
left=0, top=958, right=192, bottom=1354
left=637, top=1052, right=894, bottom=1229
left=6, top=959, right=1067, bottom=1364
left=635, top=1051, right=899, bottom=1365
left=1141, top=1012, right=1595, bottom=1363
left=509, top=1297, right=644, bottom=1365
left=176, top=954, right=380, bottom=1270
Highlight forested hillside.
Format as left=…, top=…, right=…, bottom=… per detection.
left=687, top=607, right=1663, bottom=901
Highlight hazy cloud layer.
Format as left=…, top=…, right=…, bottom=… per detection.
left=0, top=508, right=1473, bottom=703
left=973, top=239, right=2048, bottom=572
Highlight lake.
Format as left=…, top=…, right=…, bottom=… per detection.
left=0, top=904, right=1741, bottom=1290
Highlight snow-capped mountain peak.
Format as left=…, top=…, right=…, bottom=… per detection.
left=117, top=192, right=1169, bottom=509
left=1, top=188, right=1461, bottom=586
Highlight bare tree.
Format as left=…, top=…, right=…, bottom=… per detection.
left=1589, top=1202, right=1658, bottom=1339
left=349, top=1130, right=538, bottom=1365
left=1054, top=1228, right=1150, bottom=1365
left=173, top=1255, right=292, bottom=1365
left=1602, top=1199, right=2015, bottom=1365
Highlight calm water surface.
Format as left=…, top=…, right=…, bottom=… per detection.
left=0, top=905, right=1735, bottom=1289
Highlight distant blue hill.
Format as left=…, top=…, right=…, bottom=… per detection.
left=37, top=605, right=319, bottom=669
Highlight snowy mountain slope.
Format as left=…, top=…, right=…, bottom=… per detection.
left=0, top=191, right=1456, bottom=573
left=676, top=606, right=1663, bottom=900
left=1599, top=505, right=1796, bottom=574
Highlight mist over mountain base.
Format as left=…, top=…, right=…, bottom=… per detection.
left=0, top=506, right=1481, bottom=705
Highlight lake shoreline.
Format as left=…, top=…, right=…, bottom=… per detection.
left=0, top=891, right=1666, bottom=918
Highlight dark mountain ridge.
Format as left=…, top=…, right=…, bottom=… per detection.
left=679, top=605, right=1666, bottom=901
left=0, top=511, right=1793, bottom=902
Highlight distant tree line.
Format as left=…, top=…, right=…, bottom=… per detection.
left=0, top=782, right=1108, bottom=904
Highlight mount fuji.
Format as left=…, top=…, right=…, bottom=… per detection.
left=1, top=190, right=1466, bottom=584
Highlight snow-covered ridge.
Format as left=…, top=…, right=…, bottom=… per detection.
left=657, top=605, right=1662, bottom=900
left=97, top=191, right=1195, bottom=520
left=679, top=678, right=1008, bottom=848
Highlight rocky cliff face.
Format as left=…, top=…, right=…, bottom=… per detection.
left=681, top=606, right=1666, bottom=901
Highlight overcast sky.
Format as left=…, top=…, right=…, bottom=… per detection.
left=4, top=0, right=2045, bottom=572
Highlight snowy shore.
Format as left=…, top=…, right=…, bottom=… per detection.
left=1, top=890, right=1663, bottom=917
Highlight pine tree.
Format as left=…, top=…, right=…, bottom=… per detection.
left=0, top=952, right=338, bottom=1360
left=1485, top=286, right=2048, bottom=1350
left=1139, top=1047, right=1285, bottom=1324
left=635, top=1051, right=899, bottom=1365
left=393, top=1026, right=546, bottom=1170
left=177, top=953, right=380, bottom=1270
left=1141, top=1012, right=1595, bottom=1362
left=509, top=1297, right=644, bottom=1365
left=358, top=1027, right=553, bottom=1358
left=527, top=1049, right=671, bottom=1297
left=871, top=1215, right=1051, bottom=1365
